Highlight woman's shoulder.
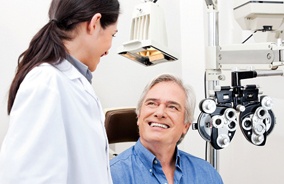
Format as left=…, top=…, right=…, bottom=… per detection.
left=27, top=62, right=58, bottom=78
left=20, top=61, right=71, bottom=90
left=25, top=60, right=71, bottom=81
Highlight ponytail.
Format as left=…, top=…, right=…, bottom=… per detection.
left=7, top=21, right=68, bottom=114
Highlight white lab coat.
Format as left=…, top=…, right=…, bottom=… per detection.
left=0, top=60, right=113, bottom=184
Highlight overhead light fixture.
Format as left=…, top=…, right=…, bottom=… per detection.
left=117, top=0, right=178, bottom=66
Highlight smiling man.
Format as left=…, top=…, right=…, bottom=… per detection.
left=110, top=74, right=223, bottom=184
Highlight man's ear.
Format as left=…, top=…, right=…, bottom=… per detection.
left=87, top=13, right=102, bottom=34
left=136, top=114, right=141, bottom=126
left=183, top=122, right=191, bottom=134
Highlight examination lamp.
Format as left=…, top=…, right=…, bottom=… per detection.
left=117, top=0, right=178, bottom=66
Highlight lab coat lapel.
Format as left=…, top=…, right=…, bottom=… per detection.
left=79, top=75, right=98, bottom=101
left=56, top=60, right=105, bottom=122
left=56, top=59, right=98, bottom=101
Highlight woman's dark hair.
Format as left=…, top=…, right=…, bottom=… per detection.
left=7, top=0, right=120, bottom=114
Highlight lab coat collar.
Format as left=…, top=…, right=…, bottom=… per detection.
left=55, top=59, right=99, bottom=101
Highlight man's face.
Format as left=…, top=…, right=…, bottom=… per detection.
left=137, top=81, right=190, bottom=148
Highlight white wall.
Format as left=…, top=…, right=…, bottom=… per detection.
left=179, top=0, right=208, bottom=159
left=1, top=0, right=284, bottom=184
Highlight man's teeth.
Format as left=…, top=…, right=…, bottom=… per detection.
left=150, top=123, right=168, bottom=129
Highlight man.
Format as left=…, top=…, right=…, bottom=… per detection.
left=110, top=74, right=223, bottom=184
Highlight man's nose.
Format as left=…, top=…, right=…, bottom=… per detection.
left=154, top=104, right=166, bottom=118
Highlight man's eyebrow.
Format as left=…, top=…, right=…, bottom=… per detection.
left=144, top=98, right=182, bottom=108
left=144, top=98, right=159, bottom=102
left=166, top=101, right=182, bottom=109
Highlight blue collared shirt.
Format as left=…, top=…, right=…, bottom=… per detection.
left=110, top=139, right=223, bottom=184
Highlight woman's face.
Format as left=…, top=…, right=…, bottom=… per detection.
left=88, top=22, right=118, bottom=71
left=78, top=14, right=118, bottom=72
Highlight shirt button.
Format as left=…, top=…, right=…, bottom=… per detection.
left=149, top=169, right=152, bottom=173
left=154, top=160, right=158, bottom=164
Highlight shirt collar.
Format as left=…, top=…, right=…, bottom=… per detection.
left=66, top=54, right=93, bottom=83
left=175, top=148, right=181, bottom=169
left=134, top=139, right=156, bottom=169
left=134, top=139, right=181, bottom=169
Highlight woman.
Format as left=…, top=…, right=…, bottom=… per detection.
left=0, top=0, right=120, bottom=183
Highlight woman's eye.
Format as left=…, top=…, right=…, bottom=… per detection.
left=112, top=30, right=118, bottom=37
